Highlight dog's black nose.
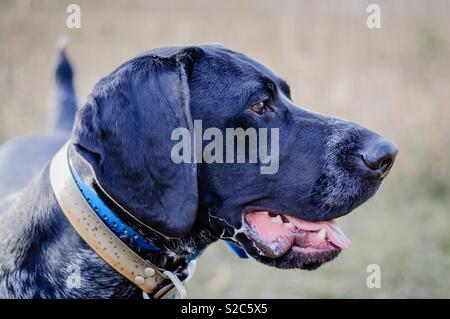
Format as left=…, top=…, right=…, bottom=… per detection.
left=359, top=136, right=398, bottom=178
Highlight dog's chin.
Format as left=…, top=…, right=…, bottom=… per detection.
left=245, top=245, right=341, bottom=270
left=233, top=211, right=351, bottom=270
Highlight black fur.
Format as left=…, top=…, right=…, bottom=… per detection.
left=0, top=45, right=397, bottom=298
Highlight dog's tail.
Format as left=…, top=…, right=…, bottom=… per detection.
left=47, top=35, right=78, bottom=132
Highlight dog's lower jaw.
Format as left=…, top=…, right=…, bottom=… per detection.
left=249, top=247, right=341, bottom=270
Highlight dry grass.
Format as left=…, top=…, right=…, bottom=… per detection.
left=0, top=0, right=449, bottom=298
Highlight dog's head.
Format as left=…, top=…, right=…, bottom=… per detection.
left=72, top=45, right=397, bottom=270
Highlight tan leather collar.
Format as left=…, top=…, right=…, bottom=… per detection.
left=49, top=142, right=192, bottom=298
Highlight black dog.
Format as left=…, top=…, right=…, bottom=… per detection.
left=0, top=45, right=397, bottom=298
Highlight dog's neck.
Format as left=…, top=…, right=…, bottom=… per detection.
left=68, top=145, right=217, bottom=271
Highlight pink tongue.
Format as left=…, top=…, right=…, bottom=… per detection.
left=245, top=212, right=352, bottom=249
left=326, top=222, right=352, bottom=249
left=287, top=217, right=352, bottom=249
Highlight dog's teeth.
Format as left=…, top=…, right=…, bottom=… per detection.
left=318, top=228, right=326, bottom=240
left=271, top=215, right=283, bottom=224
left=285, top=222, right=294, bottom=228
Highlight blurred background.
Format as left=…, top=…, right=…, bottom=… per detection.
left=0, top=0, right=449, bottom=298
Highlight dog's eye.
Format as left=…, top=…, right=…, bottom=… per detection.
left=251, top=101, right=269, bottom=115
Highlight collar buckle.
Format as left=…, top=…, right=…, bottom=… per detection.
left=143, top=260, right=196, bottom=299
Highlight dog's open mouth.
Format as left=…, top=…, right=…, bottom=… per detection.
left=244, top=211, right=351, bottom=259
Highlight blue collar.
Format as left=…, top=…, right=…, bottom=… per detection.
left=69, top=166, right=162, bottom=252
left=226, top=241, right=248, bottom=258
left=68, top=154, right=247, bottom=259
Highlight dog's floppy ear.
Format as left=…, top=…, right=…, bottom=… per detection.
left=72, top=48, right=200, bottom=238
